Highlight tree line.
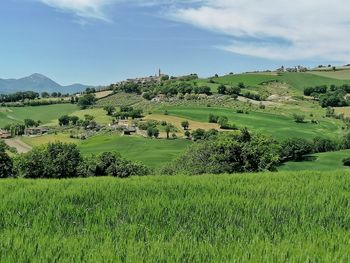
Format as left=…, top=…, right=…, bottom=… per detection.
left=0, top=141, right=149, bottom=179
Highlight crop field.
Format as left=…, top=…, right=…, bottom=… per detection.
left=1, top=171, right=350, bottom=262
left=20, top=133, right=78, bottom=147
left=155, top=106, right=342, bottom=140
left=0, top=104, right=78, bottom=127
left=69, top=108, right=113, bottom=124
left=78, top=134, right=192, bottom=168
left=309, top=69, right=350, bottom=80
left=216, top=72, right=350, bottom=94
left=280, top=150, right=350, bottom=171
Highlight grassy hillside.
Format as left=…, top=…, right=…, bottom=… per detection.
left=1, top=171, right=350, bottom=261
left=215, top=72, right=350, bottom=94
left=156, top=106, right=342, bottom=140
left=310, top=69, right=350, bottom=80
left=78, top=134, right=191, bottom=168
left=280, top=150, right=350, bottom=171
left=0, top=104, right=78, bottom=127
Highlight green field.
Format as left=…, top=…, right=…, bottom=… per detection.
left=0, top=104, right=78, bottom=127
left=280, top=150, right=350, bottom=171
left=215, top=72, right=350, bottom=94
left=78, top=134, right=192, bottom=168
left=310, top=69, right=350, bottom=80
left=1, top=171, right=350, bottom=261
left=156, top=106, right=342, bottom=140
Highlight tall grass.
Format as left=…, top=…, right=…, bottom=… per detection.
left=1, top=171, right=350, bottom=262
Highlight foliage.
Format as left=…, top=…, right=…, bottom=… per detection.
left=293, top=114, right=306, bottom=123
left=280, top=138, right=313, bottom=161
left=166, top=132, right=280, bottom=175
left=342, top=157, right=350, bottom=166
left=0, top=144, right=13, bottom=178
left=77, top=94, right=96, bottom=109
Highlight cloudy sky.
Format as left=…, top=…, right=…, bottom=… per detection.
left=1, top=0, right=349, bottom=85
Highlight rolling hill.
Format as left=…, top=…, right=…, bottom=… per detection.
left=0, top=73, right=91, bottom=94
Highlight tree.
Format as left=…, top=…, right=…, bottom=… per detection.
left=238, top=82, right=245, bottom=89
left=15, top=142, right=83, bottom=179
left=104, top=106, right=115, bottom=116
left=0, top=146, right=13, bottom=178
left=181, top=120, right=189, bottom=130
left=209, top=114, right=219, bottom=123
left=77, top=94, right=96, bottom=109
left=217, top=85, right=227, bottom=95
left=191, top=129, right=206, bottom=141
left=69, top=116, right=79, bottom=126
left=217, top=116, right=229, bottom=129
left=165, top=125, right=171, bottom=139
left=164, top=133, right=280, bottom=175
left=227, top=86, right=241, bottom=95
left=184, top=130, right=191, bottom=139
left=58, top=115, right=70, bottom=126
left=41, top=92, right=50, bottom=98
left=293, top=114, right=305, bottom=123
left=280, top=138, right=313, bottom=161
left=24, top=119, right=38, bottom=128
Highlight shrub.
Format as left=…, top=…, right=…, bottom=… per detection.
left=293, top=114, right=305, bottom=123
left=280, top=138, right=313, bottom=161
left=165, top=133, right=279, bottom=175
left=342, top=157, right=350, bottom=167
left=0, top=147, right=13, bottom=178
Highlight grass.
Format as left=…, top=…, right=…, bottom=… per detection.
left=1, top=171, right=350, bottom=261
left=215, top=72, right=350, bottom=94
left=69, top=108, right=113, bottom=125
left=280, top=150, right=350, bottom=171
left=78, top=134, right=192, bottom=168
left=155, top=106, right=342, bottom=140
left=20, top=133, right=78, bottom=147
left=309, top=69, right=350, bottom=80
left=0, top=104, right=78, bottom=128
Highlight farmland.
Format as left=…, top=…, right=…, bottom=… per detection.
left=1, top=171, right=350, bottom=261
left=0, top=104, right=78, bottom=127
left=154, top=106, right=342, bottom=140
left=78, top=134, right=191, bottom=168
left=280, top=149, right=350, bottom=171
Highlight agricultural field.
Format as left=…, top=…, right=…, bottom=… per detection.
left=215, top=72, right=350, bottom=94
left=309, top=69, right=350, bottom=80
left=154, top=106, right=343, bottom=140
left=69, top=108, right=114, bottom=125
left=280, top=149, right=350, bottom=171
left=78, top=134, right=192, bottom=169
left=1, top=171, right=350, bottom=261
left=0, top=104, right=78, bottom=127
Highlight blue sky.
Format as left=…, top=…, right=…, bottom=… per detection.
left=1, top=0, right=349, bottom=86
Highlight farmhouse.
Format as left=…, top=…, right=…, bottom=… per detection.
left=25, top=127, right=49, bottom=136
left=0, top=129, right=11, bottom=139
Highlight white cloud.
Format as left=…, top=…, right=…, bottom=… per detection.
left=170, top=0, right=350, bottom=62
left=39, top=0, right=114, bottom=21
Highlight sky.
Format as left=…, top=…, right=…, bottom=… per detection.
left=1, top=0, right=350, bottom=86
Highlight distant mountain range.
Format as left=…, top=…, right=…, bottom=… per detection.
left=0, top=73, right=92, bottom=94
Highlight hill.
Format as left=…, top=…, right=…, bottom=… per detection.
left=0, top=73, right=91, bottom=94
left=1, top=171, right=350, bottom=261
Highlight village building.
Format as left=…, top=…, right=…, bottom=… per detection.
left=0, top=129, right=11, bottom=139
left=25, top=127, right=49, bottom=136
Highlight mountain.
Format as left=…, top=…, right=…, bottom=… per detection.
left=0, top=73, right=92, bottom=94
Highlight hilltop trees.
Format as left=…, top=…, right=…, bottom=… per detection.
left=78, top=94, right=96, bottom=109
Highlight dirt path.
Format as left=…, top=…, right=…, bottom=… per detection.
left=4, top=138, right=32, bottom=153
